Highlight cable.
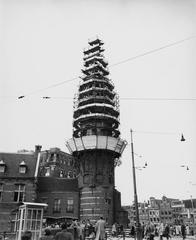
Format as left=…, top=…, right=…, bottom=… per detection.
left=132, top=130, right=181, bottom=135
left=120, top=97, right=196, bottom=101
left=41, top=96, right=196, bottom=101
left=1, top=96, right=196, bottom=101
left=110, top=35, right=196, bottom=67
left=0, top=34, right=194, bottom=100
left=17, top=76, right=79, bottom=99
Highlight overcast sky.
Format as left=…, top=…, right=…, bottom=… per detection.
left=0, top=0, right=196, bottom=205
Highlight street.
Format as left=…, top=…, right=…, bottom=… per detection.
left=106, top=237, right=196, bottom=240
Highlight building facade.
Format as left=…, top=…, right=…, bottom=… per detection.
left=37, top=147, right=79, bottom=224
left=0, top=146, right=41, bottom=232
left=126, top=196, right=196, bottom=227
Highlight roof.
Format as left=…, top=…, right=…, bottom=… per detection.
left=0, top=152, right=38, bottom=178
left=37, top=177, right=79, bottom=192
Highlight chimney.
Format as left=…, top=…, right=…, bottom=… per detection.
left=35, top=145, right=42, bottom=156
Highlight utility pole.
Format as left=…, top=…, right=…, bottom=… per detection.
left=130, top=129, right=142, bottom=240
left=190, top=195, right=195, bottom=224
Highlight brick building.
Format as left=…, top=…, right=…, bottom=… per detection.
left=159, top=196, right=175, bottom=224
left=0, top=145, right=41, bottom=232
left=37, top=177, right=79, bottom=224
left=37, top=147, right=80, bottom=224
left=125, top=196, right=196, bottom=227
left=138, top=202, right=149, bottom=225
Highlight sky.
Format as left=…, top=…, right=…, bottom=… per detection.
left=0, top=0, right=196, bottom=205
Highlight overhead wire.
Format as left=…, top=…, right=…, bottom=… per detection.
left=0, top=34, right=195, bottom=100
left=41, top=96, right=196, bottom=101
left=110, top=35, right=196, bottom=67
left=18, top=34, right=196, bottom=99
left=120, top=97, right=196, bottom=101
left=17, top=76, right=79, bottom=99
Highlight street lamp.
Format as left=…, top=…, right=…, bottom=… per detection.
left=130, top=129, right=142, bottom=240
left=130, top=129, right=185, bottom=240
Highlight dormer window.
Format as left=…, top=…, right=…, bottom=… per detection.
left=0, top=160, right=6, bottom=173
left=19, top=161, right=27, bottom=174
left=45, top=167, right=50, bottom=176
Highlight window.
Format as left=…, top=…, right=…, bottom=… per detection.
left=0, top=183, right=3, bottom=201
left=73, top=171, right=76, bottom=178
left=19, top=161, right=27, bottom=174
left=67, top=171, right=73, bottom=179
left=53, top=153, right=57, bottom=162
left=14, top=184, right=25, bottom=202
left=0, top=160, right=6, bottom=173
left=66, top=199, right=74, bottom=213
left=41, top=198, right=48, bottom=212
left=53, top=199, right=61, bottom=213
left=67, top=159, right=72, bottom=166
left=87, top=129, right=93, bottom=136
left=60, top=170, right=64, bottom=178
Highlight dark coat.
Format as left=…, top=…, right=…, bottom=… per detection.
left=181, top=225, right=186, bottom=236
left=55, top=230, right=74, bottom=240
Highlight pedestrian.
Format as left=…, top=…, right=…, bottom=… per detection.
left=77, top=222, right=84, bottom=240
left=176, top=225, right=181, bottom=236
left=181, top=223, right=186, bottom=240
left=111, top=223, right=117, bottom=237
left=158, top=222, right=164, bottom=240
left=119, top=224, right=124, bottom=235
left=186, top=225, right=190, bottom=236
left=95, top=217, right=106, bottom=240
left=55, top=222, right=74, bottom=240
left=130, top=225, right=135, bottom=238
left=40, top=229, right=54, bottom=240
left=163, top=224, right=170, bottom=240
left=3, top=232, right=8, bottom=240
left=144, top=222, right=155, bottom=240
left=70, top=220, right=78, bottom=240
left=21, top=231, right=32, bottom=240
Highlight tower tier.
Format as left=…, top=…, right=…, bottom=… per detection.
left=66, top=38, right=127, bottom=224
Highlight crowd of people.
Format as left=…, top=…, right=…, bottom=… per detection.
left=127, top=221, right=193, bottom=240
left=20, top=217, right=106, bottom=240
left=41, top=217, right=106, bottom=240
left=18, top=219, right=194, bottom=240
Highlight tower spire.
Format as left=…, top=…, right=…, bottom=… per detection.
left=66, top=38, right=127, bottom=224
left=73, top=37, right=120, bottom=139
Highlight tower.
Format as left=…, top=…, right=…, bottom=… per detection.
left=66, top=38, right=127, bottom=224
